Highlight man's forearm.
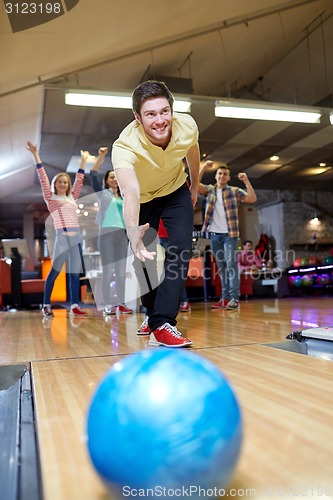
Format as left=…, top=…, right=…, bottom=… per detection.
left=123, top=189, right=140, bottom=230
left=186, top=144, right=200, bottom=190
left=114, top=167, right=141, bottom=231
left=189, top=165, right=199, bottom=191
left=244, top=180, right=257, bottom=203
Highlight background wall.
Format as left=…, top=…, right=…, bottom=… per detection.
left=238, top=205, right=261, bottom=248
left=250, top=190, right=333, bottom=268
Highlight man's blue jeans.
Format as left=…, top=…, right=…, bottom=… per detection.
left=210, top=233, right=239, bottom=301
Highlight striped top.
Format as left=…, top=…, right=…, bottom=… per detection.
left=202, top=184, right=247, bottom=238
left=36, top=163, right=84, bottom=231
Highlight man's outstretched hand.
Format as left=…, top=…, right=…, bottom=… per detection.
left=127, top=223, right=156, bottom=262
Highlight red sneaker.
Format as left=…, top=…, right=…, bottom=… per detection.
left=137, top=315, right=150, bottom=335
left=211, top=299, right=229, bottom=309
left=70, top=306, right=88, bottom=317
left=179, top=301, right=191, bottom=312
left=116, top=304, right=134, bottom=314
left=149, top=323, right=192, bottom=348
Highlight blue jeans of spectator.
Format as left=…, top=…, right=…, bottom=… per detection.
left=44, top=230, right=84, bottom=305
left=133, top=184, right=193, bottom=330
left=210, top=233, right=239, bottom=301
left=98, top=227, right=128, bottom=306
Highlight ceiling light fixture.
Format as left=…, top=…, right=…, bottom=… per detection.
left=215, top=99, right=321, bottom=123
left=65, top=91, right=132, bottom=109
left=65, top=90, right=191, bottom=113
left=301, top=166, right=331, bottom=176
left=173, top=99, right=192, bottom=113
left=309, top=212, right=320, bottom=225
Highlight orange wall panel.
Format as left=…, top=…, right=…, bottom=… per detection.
left=41, top=258, right=67, bottom=302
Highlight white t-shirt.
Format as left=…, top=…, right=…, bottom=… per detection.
left=209, top=188, right=228, bottom=233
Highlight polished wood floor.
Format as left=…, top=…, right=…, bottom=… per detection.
left=1, top=297, right=333, bottom=499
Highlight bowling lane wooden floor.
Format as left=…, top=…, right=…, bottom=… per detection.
left=1, top=297, right=333, bottom=499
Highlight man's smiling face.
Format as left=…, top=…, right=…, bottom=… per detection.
left=215, top=167, right=230, bottom=188
left=135, top=97, right=173, bottom=148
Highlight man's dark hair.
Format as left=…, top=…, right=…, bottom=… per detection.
left=132, top=80, right=174, bottom=116
left=216, top=165, right=231, bottom=176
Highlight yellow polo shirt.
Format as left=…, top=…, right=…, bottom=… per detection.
left=112, top=113, right=199, bottom=203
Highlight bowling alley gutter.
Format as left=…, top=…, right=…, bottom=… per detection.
left=0, top=365, right=43, bottom=500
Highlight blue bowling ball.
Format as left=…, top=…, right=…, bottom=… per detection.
left=87, top=349, right=242, bottom=497
left=294, top=275, right=303, bottom=287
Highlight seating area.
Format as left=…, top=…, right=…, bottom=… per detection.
left=0, top=259, right=45, bottom=309
left=209, top=255, right=255, bottom=299
left=185, top=254, right=255, bottom=301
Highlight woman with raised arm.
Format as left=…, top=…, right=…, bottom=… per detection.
left=89, top=147, right=132, bottom=316
left=26, top=141, right=88, bottom=318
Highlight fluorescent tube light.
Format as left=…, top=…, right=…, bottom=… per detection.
left=173, top=100, right=191, bottom=112
left=65, top=91, right=191, bottom=112
left=65, top=92, right=132, bottom=109
left=215, top=100, right=321, bottom=123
